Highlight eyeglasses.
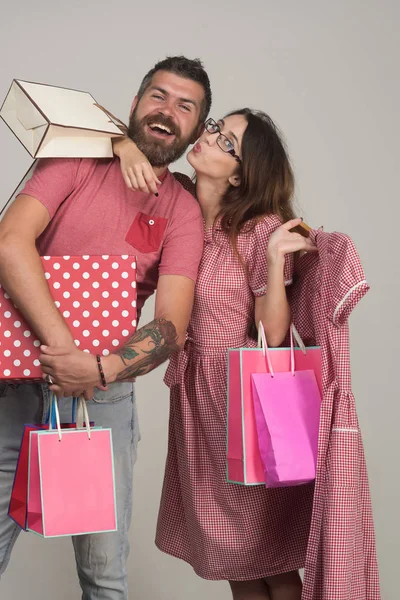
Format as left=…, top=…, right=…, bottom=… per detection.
left=204, top=118, right=242, bottom=163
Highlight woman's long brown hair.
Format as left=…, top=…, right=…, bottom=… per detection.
left=217, top=108, right=296, bottom=254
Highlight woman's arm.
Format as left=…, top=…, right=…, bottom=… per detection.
left=112, top=136, right=161, bottom=194
left=255, top=218, right=317, bottom=347
left=255, top=255, right=291, bottom=347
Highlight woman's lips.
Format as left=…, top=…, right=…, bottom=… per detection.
left=193, top=142, right=202, bottom=153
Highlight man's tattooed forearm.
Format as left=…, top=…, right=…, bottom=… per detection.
left=114, top=318, right=180, bottom=380
left=117, top=347, right=139, bottom=365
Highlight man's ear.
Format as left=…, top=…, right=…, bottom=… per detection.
left=189, top=121, right=205, bottom=145
left=228, top=174, right=241, bottom=187
left=130, top=96, right=139, bottom=117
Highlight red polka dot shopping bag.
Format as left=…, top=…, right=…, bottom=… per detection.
left=0, top=255, right=137, bottom=380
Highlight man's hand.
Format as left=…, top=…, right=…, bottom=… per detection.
left=40, top=275, right=196, bottom=393
left=39, top=345, right=107, bottom=400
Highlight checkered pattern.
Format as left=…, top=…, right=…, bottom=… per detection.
left=286, top=230, right=381, bottom=600
left=156, top=216, right=311, bottom=580
left=156, top=217, right=380, bottom=593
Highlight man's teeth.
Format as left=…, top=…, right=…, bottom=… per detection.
left=149, top=123, right=172, bottom=134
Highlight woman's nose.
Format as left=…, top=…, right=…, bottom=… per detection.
left=205, top=131, right=218, bottom=146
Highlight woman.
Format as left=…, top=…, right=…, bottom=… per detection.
left=115, top=109, right=317, bottom=600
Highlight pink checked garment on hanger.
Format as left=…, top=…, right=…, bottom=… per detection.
left=287, top=230, right=381, bottom=600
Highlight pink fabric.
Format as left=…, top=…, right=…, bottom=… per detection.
left=286, top=230, right=381, bottom=600
left=20, top=158, right=204, bottom=317
left=156, top=216, right=312, bottom=581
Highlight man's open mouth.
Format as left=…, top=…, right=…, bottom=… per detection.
left=147, top=122, right=175, bottom=138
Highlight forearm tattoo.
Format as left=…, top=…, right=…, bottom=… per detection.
left=114, top=318, right=180, bottom=380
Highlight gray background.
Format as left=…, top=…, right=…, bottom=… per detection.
left=0, top=1, right=398, bottom=598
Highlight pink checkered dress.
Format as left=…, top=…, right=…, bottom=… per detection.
left=286, top=231, right=381, bottom=599
left=156, top=216, right=315, bottom=580
left=158, top=175, right=380, bottom=594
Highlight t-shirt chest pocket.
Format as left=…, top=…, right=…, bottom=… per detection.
left=125, top=212, right=168, bottom=253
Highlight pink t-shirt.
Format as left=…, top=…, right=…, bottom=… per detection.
left=20, top=158, right=204, bottom=317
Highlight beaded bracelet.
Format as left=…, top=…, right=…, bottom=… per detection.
left=96, top=354, right=107, bottom=387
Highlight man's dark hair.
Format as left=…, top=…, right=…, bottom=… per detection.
left=137, top=56, right=212, bottom=122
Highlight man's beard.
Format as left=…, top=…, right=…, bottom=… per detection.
left=127, top=109, right=192, bottom=168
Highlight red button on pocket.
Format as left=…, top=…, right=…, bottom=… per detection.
left=125, top=212, right=168, bottom=253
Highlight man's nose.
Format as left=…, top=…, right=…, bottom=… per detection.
left=159, top=97, right=175, bottom=118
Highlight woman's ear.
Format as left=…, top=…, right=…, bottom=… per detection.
left=228, top=174, right=241, bottom=187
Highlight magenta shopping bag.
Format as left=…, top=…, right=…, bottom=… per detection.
left=227, top=324, right=322, bottom=485
left=251, top=324, right=322, bottom=487
left=27, top=397, right=117, bottom=537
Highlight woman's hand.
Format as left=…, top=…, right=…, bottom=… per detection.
left=113, top=137, right=161, bottom=194
left=267, top=218, right=317, bottom=264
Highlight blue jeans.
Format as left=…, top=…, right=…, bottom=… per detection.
left=0, top=381, right=139, bottom=599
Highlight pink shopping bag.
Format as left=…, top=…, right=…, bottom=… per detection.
left=9, top=424, right=43, bottom=529
left=227, top=324, right=322, bottom=485
left=252, top=324, right=322, bottom=487
left=9, top=396, right=94, bottom=530
left=27, top=397, right=117, bottom=537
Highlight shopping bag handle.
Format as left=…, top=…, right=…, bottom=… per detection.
left=47, top=396, right=83, bottom=427
left=45, top=396, right=57, bottom=428
left=257, top=322, right=297, bottom=377
left=72, top=396, right=77, bottom=424
left=93, top=103, right=128, bottom=134
left=49, top=393, right=62, bottom=440
left=257, top=322, right=306, bottom=355
left=50, top=394, right=91, bottom=441
left=74, top=395, right=89, bottom=430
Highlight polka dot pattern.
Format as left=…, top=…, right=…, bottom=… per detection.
left=0, top=255, right=137, bottom=380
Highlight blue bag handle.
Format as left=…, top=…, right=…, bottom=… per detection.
left=72, top=397, right=78, bottom=423
left=45, top=394, right=79, bottom=427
